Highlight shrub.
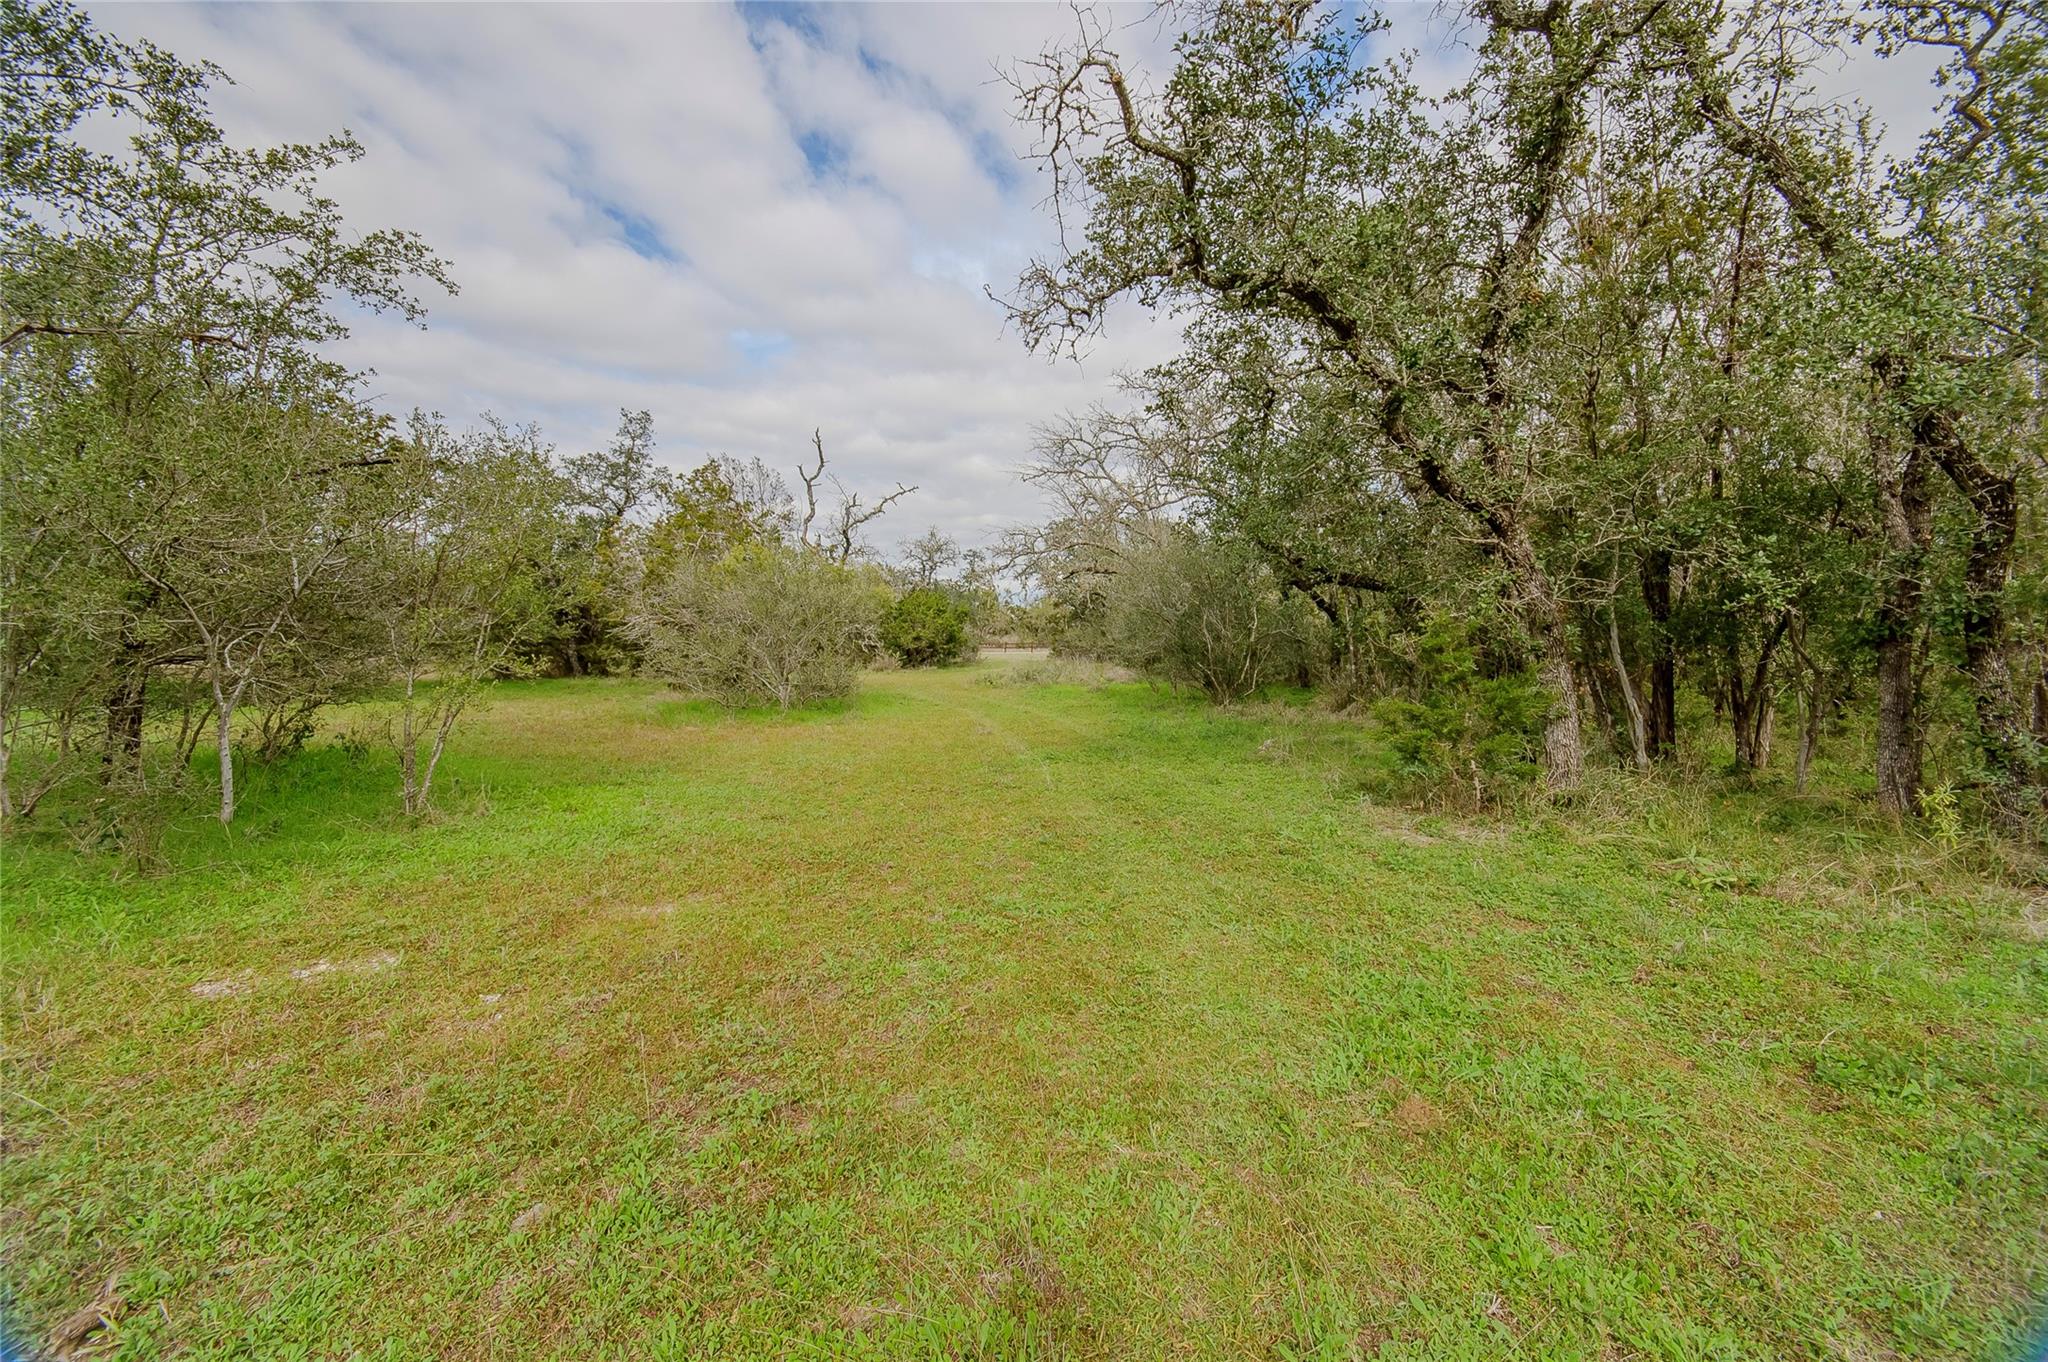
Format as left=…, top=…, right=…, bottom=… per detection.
left=636, top=543, right=884, bottom=709
left=1369, top=612, right=1550, bottom=807
left=977, top=656, right=1134, bottom=688
left=880, top=587, right=974, bottom=667
left=1101, top=532, right=1318, bottom=702
left=1006, top=596, right=1078, bottom=650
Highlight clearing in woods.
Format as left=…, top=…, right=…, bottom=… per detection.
left=3, top=660, right=2044, bottom=1359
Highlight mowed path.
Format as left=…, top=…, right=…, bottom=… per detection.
left=3, top=667, right=2043, bottom=1359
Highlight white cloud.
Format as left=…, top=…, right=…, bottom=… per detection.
left=88, top=1, right=1937, bottom=557
left=87, top=0, right=1185, bottom=556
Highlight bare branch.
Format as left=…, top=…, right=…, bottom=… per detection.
left=794, top=429, right=915, bottom=562
left=1, top=321, right=249, bottom=352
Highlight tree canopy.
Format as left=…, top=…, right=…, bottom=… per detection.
left=1001, top=0, right=2044, bottom=822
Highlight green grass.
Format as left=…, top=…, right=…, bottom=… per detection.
left=3, top=663, right=2045, bottom=1360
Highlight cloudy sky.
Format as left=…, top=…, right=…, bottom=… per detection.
left=92, top=2, right=1937, bottom=556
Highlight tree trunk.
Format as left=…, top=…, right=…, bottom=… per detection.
left=1464, top=504, right=1586, bottom=791
left=1728, top=612, right=1789, bottom=771
left=1870, top=372, right=1932, bottom=818
left=103, top=667, right=146, bottom=777
left=1541, top=666, right=1584, bottom=789
left=1519, top=563, right=1583, bottom=790
left=1875, top=628, right=1919, bottom=816
left=177, top=701, right=216, bottom=774
left=1926, top=424, right=2028, bottom=792
left=1727, top=645, right=1755, bottom=769
left=1584, top=656, right=1628, bottom=765
left=1796, top=675, right=1823, bottom=794
left=211, top=664, right=249, bottom=826
left=1607, top=606, right=1650, bottom=772
left=2031, top=651, right=2047, bottom=742
left=215, top=698, right=236, bottom=825
left=1639, top=547, right=1676, bottom=759
left=398, top=670, right=421, bottom=815
left=414, top=708, right=460, bottom=815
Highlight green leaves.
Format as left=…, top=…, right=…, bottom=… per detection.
left=2, top=0, right=451, bottom=363
left=880, top=588, right=974, bottom=669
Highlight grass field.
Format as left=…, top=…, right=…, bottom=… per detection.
left=4, top=660, right=2045, bottom=1360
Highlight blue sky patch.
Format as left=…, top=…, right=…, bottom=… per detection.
left=728, top=329, right=794, bottom=367
left=596, top=200, right=676, bottom=263
left=796, top=129, right=846, bottom=180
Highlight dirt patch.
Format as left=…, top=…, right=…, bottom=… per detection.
left=2019, top=892, right=2047, bottom=942
left=836, top=1301, right=895, bottom=1332
left=1371, top=808, right=1507, bottom=848
left=483, top=1269, right=524, bottom=1312
left=1392, top=1094, right=1444, bottom=1136
left=189, top=974, right=251, bottom=1001
left=290, top=950, right=400, bottom=982
left=776, top=1101, right=818, bottom=1137
left=369, top=1079, right=431, bottom=1114
left=763, top=974, right=849, bottom=1011
left=47, top=1276, right=121, bottom=1358
left=1690, top=1218, right=1744, bottom=1270
left=1355, top=1324, right=1392, bottom=1354
left=977, top=1232, right=1074, bottom=1319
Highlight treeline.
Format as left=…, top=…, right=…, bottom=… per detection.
left=998, top=0, right=2044, bottom=824
left=0, top=2, right=993, bottom=837
left=8, top=0, right=2040, bottom=839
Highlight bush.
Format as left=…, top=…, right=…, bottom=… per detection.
left=880, top=587, right=974, bottom=667
left=636, top=543, right=884, bottom=709
left=1101, top=532, right=1319, bottom=702
left=1369, top=612, right=1550, bottom=807
left=1005, top=597, right=1076, bottom=650
left=977, top=656, right=1134, bottom=688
